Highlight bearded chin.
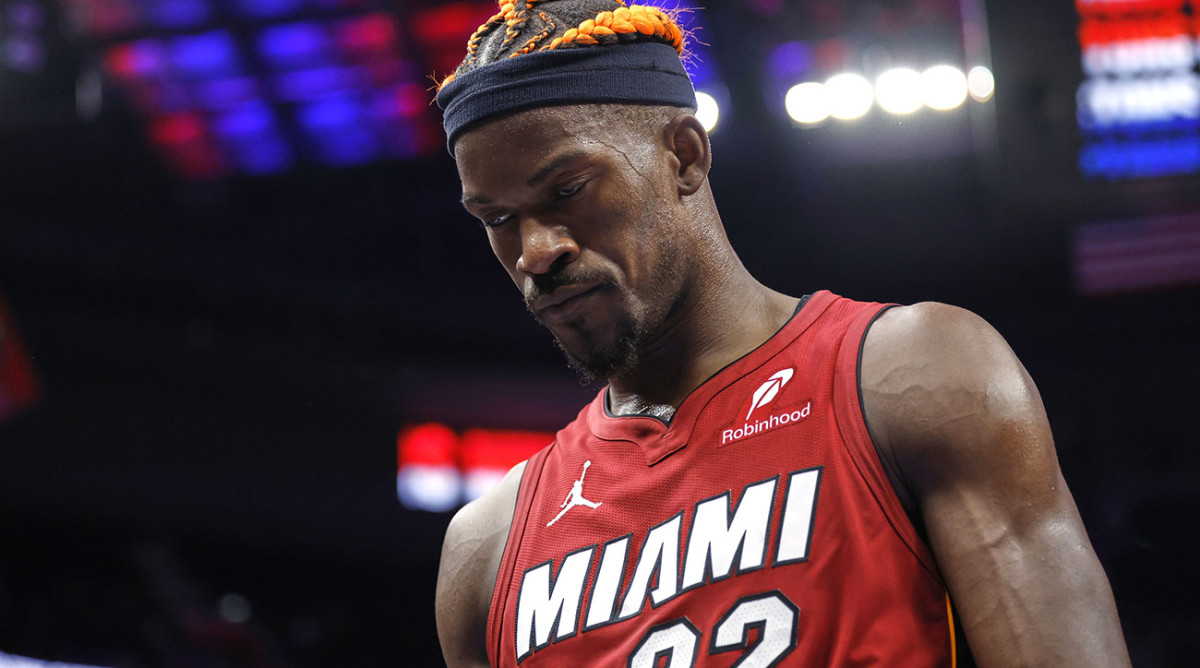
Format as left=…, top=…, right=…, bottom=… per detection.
left=550, top=317, right=642, bottom=383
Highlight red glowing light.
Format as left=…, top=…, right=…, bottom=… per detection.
left=1075, top=0, right=1185, bottom=18
left=0, top=292, right=40, bottom=421
left=396, top=423, right=553, bottom=471
left=411, top=2, right=499, bottom=77
left=148, top=113, right=227, bottom=179
left=397, top=422, right=459, bottom=467
left=335, top=13, right=398, bottom=58
left=1078, top=15, right=1189, bottom=48
left=411, top=2, right=496, bottom=43
left=460, top=429, right=553, bottom=469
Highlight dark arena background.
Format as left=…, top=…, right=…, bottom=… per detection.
left=0, top=0, right=1197, bottom=665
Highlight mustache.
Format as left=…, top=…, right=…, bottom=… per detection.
left=523, top=267, right=614, bottom=308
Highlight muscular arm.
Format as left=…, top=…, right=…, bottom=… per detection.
left=436, top=461, right=527, bottom=668
left=861, top=303, right=1129, bottom=667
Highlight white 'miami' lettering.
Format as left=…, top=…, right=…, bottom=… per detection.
left=584, top=535, right=630, bottom=629
left=516, top=547, right=595, bottom=660
left=681, top=478, right=777, bottom=589
left=618, top=514, right=682, bottom=618
left=516, top=467, right=824, bottom=661
left=775, top=468, right=822, bottom=564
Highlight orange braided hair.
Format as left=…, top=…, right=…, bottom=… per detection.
left=541, top=5, right=683, bottom=52
left=437, top=0, right=687, bottom=90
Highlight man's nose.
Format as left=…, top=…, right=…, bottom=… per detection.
left=515, top=216, right=579, bottom=276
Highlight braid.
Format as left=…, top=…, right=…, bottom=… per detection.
left=465, top=10, right=507, bottom=65
left=515, top=11, right=557, bottom=56
left=541, top=5, right=683, bottom=52
left=436, top=0, right=687, bottom=90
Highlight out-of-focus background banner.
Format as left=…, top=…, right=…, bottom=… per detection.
left=0, top=0, right=1196, bottom=664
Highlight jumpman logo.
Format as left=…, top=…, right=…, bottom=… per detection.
left=547, top=460, right=602, bottom=527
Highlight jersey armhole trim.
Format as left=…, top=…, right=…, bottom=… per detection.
left=486, top=445, right=552, bottom=667
left=831, top=302, right=945, bottom=583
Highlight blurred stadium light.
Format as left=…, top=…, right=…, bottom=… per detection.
left=759, top=0, right=996, bottom=163
left=1076, top=0, right=1200, bottom=180
left=1072, top=213, right=1200, bottom=295
left=0, top=291, right=40, bottom=425
left=396, top=423, right=552, bottom=511
left=0, top=652, right=111, bottom=668
left=61, top=0, right=497, bottom=178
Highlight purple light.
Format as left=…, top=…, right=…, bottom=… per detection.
left=333, top=13, right=399, bottom=61
left=126, top=79, right=194, bottom=114
left=196, top=76, right=261, bottom=110
left=232, top=0, right=302, bottom=20
left=157, top=80, right=195, bottom=113
left=297, top=96, right=378, bottom=165
left=369, top=84, right=438, bottom=158
left=64, top=0, right=143, bottom=36
left=8, top=2, right=44, bottom=31
left=273, top=65, right=361, bottom=102
left=767, top=42, right=813, bottom=82
left=104, top=40, right=168, bottom=81
left=170, top=30, right=242, bottom=79
left=1073, top=214, right=1200, bottom=295
left=213, top=105, right=295, bottom=174
left=146, top=0, right=211, bottom=28
left=362, top=59, right=409, bottom=86
left=257, top=22, right=331, bottom=71
left=370, top=82, right=427, bottom=119
left=4, top=36, right=45, bottom=73
left=308, top=0, right=371, bottom=9
left=764, top=41, right=815, bottom=104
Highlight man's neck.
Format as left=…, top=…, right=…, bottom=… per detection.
left=606, top=272, right=799, bottom=420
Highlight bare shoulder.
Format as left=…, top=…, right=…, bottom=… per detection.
left=859, top=301, right=1044, bottom=479
left=860, top=302, right=1131, bottom=666
left=436, top=460, right=528, bottom=668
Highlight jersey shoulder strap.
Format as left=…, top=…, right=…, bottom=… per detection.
left=486, top=443, right=553, bottom=666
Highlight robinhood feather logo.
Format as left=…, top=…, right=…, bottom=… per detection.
left=746, top=368, right=794, bottom=420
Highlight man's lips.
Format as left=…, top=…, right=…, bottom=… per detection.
left=531, top=283, right=605, bottom=318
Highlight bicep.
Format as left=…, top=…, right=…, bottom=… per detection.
left=920, top=433, right=1121, bottom=666
left=435, top=461, right=527, bottom=668
left=863, top=303, right=1129, bottom=667
left=436, top=507, right=493, bottom=667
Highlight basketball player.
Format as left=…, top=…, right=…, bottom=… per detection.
left=433, top=1, right=1131, bottom=665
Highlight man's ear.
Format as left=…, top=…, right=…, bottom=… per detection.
left=664, top=113, right=711, bottom=197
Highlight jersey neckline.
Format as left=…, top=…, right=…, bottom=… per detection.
left=584, top=290, right=836, bottom=465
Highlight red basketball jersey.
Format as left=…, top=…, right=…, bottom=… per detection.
left=487, top=291, right=958, bottom=667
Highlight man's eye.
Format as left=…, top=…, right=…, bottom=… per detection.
left=482, top=213, right=512, bottom=229
left=556, top=182, right=585, bottom=199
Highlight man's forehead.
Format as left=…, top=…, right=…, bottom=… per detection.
left=457, top=105, right=597, bottom=154
left=454, top=106, right=629, bottom=181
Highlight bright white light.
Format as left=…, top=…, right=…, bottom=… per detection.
left=396, top=465, right=461, bottom=512
left=1077, top=74, right=1200, bottom=128
left=785, top=82, right=829, bottom=124
left=464, top=467, right=507, bottom=502
left=922, top=65, right=968, bottom=110
left=875, top=68, right=924, bottom=115
left=825, top=73, right=874, bottom=120
left=967, top=66, right=995, bottom=102
left=694, top=91, right=720, bottom=133
left=1082, top=36, right=1193, bottom=77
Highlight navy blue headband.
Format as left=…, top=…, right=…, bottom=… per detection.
left=436, top=41, right=697, bottom=155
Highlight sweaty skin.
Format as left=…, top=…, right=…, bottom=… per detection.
left=435, top=104, right=1131, bottom=667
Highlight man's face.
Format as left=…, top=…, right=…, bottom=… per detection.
left=455, top=105, right=691, bottom=380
